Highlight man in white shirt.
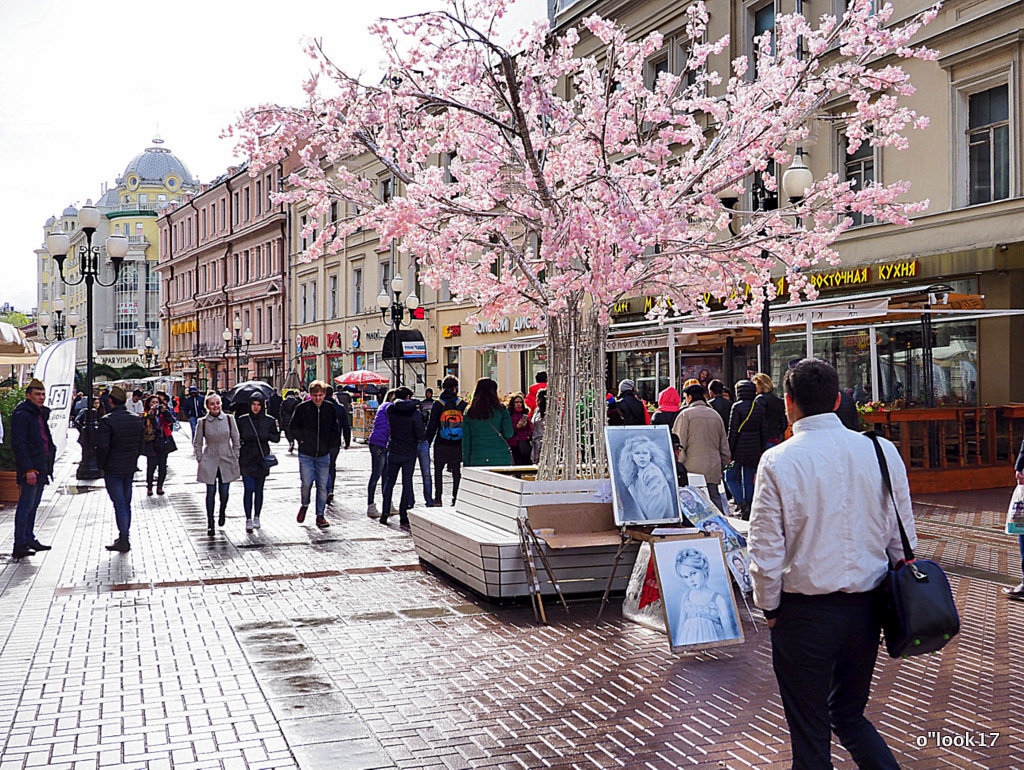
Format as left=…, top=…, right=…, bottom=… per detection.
left=127, top=389, right=146, bottom=416
left=749, top=358, right=915, bottom=770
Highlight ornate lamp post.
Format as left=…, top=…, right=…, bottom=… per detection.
left=46, top=200, right=129, bottom=479
left=37, top=297, right=79, bottom=341
left=376, top=273, right=419, bottom=387
left=138, top=336, right=157, bottom=369
left=223, top=315, right=252, bottom=386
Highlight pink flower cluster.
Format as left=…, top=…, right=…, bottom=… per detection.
left=232, top=0, right=938, bottom=326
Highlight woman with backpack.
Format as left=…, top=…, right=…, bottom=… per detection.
left=725, top=379, right=768, bottom=519
left=462, top=378, right=514, bottom=467
left=237, top=393, right=281, bottom=532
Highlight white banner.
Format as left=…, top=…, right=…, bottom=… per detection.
left=33, top=339, right=78, bottom=460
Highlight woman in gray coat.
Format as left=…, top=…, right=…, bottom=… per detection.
left=193, top=393, right=241, bottom=536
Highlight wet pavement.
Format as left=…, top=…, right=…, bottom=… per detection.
left=0, top=431, right=1022, bottom=769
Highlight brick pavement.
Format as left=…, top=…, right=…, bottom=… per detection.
left=0, top=430, right=1023, bottom=769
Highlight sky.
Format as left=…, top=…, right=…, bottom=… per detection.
left=0, top=0, right=548, bottom=313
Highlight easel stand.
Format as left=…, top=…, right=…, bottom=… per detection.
left=597, top=525, right=655, bottom=621
left=517, top=517, right=570, bottom=625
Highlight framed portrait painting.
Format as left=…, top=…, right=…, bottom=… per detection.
left=652, top=533, right=745, bottom=653
left=605, top=425, right=683, bottom=527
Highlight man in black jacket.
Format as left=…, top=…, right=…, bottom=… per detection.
left=10, top=379, right=56, bottom=559
left=425, top=376, right=466, bottom=506
left=708, top=379, right=732, bottom=427
left=95, top=386, right=144, bottom=552
left=290, top=381, right=340, bottom=529
left=614, top=379, right=648, bottom=425
left=182, top=386, right=206, bottom=437
left=381, top=387, right=425, bottom=529
left=323, top=386, right=352, bottom=506
left=266, top=388, right=283, bottom=421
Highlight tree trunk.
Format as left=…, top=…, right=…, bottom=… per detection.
left=536, top=303, right=608, bottom=480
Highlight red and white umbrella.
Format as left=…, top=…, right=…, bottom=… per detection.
left=334, top=370, right=390, bottom=386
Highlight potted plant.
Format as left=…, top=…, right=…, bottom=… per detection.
left=0, top=386, right=26, bottom=501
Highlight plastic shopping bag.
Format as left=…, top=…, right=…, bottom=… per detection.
left=1006, top=485, right=1024, bottom=534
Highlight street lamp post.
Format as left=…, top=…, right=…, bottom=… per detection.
left=46, top=200, right=129, bottom=479
left=138, top=336, right=157, bottom=370
left=376, top=273, right=420, bottom=388
left=223, top=315, right=252, bottom=386
left=37, top=297, right=79, bottom=342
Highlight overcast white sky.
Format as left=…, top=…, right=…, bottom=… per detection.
left=0, top=0, right=547, bottom=312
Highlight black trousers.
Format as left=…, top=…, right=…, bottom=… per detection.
left=770, top=592, right=899, bottom=770
left=434, top=444, right=462, bottom=505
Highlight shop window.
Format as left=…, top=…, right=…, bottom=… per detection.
left=445, top=347, right=460, bottom=378
left=479, top=349, right=498, bottom=382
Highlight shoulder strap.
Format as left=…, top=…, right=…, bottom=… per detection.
left=248, top=414, right=269, bottom=455
left=865, top=431, right=915, bottom=563
left=735, top=404, right=754, bottom=434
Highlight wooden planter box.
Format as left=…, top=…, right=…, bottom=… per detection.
left=0, top=470, right=19, bottom=502
left=408, top=467, right=638, bottom=600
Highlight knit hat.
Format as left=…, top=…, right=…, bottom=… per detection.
left=189, top=386, right=198, bottom=393
left=26, top=378, right=45, bottom=391
left=682, top=378, right=701, bottom=390
left=109, top=385, right=127, bottom=403
left=618, top=379, right=636, bottom=393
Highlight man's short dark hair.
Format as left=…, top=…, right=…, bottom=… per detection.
left=395, top=387, right=413, bottom=400
left=709, top=379, right=724, bottom=396
left=783, top=358, right=839, bottom=417
left=442, top=376, right=458, bottom=391
left=536, top=371, right=547, bottom=384
left=683, top=383, right=706, bottom=401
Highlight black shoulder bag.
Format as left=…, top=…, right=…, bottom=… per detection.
left=866, top=431, right=960, bottom=658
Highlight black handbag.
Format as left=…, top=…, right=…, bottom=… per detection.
left=248, top=415, right=279, bottom=469
left=867, top=432, right=960, bottom=658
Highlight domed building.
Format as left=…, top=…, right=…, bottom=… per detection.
left=37, top=138, right=196, bottom=374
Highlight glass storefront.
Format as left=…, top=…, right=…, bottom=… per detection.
left=676, top=354, right=723, bottom=393
left=301, top=356, right=317, bottom=388
left=772, top=318, right=978, bottom=406
left=523, top=347, right=548, bottom=392
left=479, top=349, right=497, bottom=381
left=328, top=353, right=346, bottom=384
left=611, top=350, right=669, bottom=403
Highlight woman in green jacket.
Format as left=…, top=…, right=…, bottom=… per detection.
left=462, top=378, right=514, bottom=466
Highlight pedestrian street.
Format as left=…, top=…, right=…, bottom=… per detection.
left=0, top=434, right=1021, bottom=769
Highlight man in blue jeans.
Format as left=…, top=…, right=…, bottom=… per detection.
left=9, top=379, right=56, bottom=559
left=289, top=380, right=340, bottom=529
left=380, top=388, right=425, bottom=529
left=95, top=386, right=144, bottom=553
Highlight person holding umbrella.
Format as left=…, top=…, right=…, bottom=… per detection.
left=237, top=393, right=280, bottom=532
left=142, top=394, right=177, bottom=496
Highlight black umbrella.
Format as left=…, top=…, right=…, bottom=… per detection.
left=225, top=380, right=274, bottom=411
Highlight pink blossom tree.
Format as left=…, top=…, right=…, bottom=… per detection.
left=232, top=0, right=936, bottom=480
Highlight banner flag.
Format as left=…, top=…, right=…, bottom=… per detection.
left=33, top=339, right=77, bottom=460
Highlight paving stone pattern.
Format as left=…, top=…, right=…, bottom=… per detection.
left=0, top=431, right=1022, bottom=768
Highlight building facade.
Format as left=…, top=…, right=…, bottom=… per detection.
left=157, top=162, right=287, bottom=392
left=36, top=139, right=195, bottom=371
left=544, top=0, right=1024, bottom=407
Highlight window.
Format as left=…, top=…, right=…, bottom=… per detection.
left=232, top=192, right=239, bottom=224
left=243, top=188, right=251, bottom=221
left=300, top=215, right=309, bottom=251
left=301, top=283, right=308, bottom=324
left=234, top=254, right=240, bottom=283
left=380, top=177, right=393, bottom=202
left=255, top=181, right=262, bottom=216
left=843, top=135, right=875, bottom=226
left=219, top=199, right=226, bottom=230
left=751, top=2, right=775, bottom=78
left=201, top=209, right=207, bottom=239
left=310, top=280, right=317, bottom=322
left=380, top=260, right=391, bottom=293
left=968, top=84, right=1009, bottom=205
left=330, top=200, right=339, bottom=223
left=329, top=274, right=338, bottom=319
left=266, top=174, right=274, bottom=210
left=268, top=307, right=273, bottom=341
left=645, top=53, right=670, bottom=91
left=353, top=267, right=363, bottom=314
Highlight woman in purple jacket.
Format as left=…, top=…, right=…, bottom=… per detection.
left=366, top=389, right=396, bottom=518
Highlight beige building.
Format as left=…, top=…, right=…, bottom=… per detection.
left=546, top=0, right=1024, bottom=407
left=284, top=150, right=543, bottom=397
